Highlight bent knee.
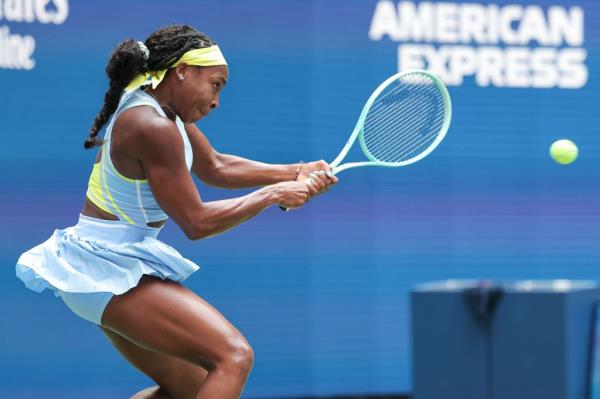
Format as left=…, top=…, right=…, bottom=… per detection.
left=219, top=337, right=254, bottom=376
left=231, top=341, right=254, bottom=372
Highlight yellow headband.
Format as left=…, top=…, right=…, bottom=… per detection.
left=125, top=45, right=227, bottom=91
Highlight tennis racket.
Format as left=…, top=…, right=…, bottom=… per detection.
left=281, top=69, right=452, bottom=210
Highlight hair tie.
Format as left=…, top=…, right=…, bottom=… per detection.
left=137, top=41, right=150, bottom=61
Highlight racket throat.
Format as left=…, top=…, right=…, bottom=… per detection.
left=332, top=161, right=376, bottom=174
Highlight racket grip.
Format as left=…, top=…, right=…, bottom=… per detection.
left=279, top=175, right=314, bottom=213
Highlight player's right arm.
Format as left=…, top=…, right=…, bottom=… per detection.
left=135, top=113, right=310, bottom=240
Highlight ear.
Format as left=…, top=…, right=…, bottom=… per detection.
left=175, top=63, right=189, bottom=81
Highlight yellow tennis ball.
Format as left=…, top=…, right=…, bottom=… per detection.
left=550, top=139, right=578, bottom=165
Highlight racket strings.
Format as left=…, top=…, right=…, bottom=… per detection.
left=365, top=98, right=433, bottom=153
left=366, top=77, right=435, bottom=133
left=362, top=73, right=446, bottom=163
left=365, top=83, right=442, bottom=161
left=365, top=94, right=439, bottom=160
left=365, top=80, right=434, bottom=132
left=366, top=91, right=443, bottom=161
left=367, top=111, right=442, bottom=162
left=372, top=106, right=444, bottom=163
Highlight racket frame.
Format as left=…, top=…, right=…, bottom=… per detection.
left=330, top=69, right=452, bottom=175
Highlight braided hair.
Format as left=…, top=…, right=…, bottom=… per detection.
left=84, top=25, right=216, bottom=149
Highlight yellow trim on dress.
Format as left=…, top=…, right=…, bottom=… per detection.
left=99, top=149, right=135, bottom=225
left=86, top=163, right=114, bottom=215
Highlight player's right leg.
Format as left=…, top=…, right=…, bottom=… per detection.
left=100, top=276, right=254, bottom=399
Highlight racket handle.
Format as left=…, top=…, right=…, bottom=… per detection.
left=279, top=175, right=316, bottom=213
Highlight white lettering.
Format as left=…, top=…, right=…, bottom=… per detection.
left=35, top=0, right=51, bottom=23
left=398, top=1, right=434, bottom=41
left=369, top=0, right=400, bottom=41
left=531, top=48, right=558, bottom=88
left=459, top=4, right=486, bottom=44
left=4, top=0, right=24, bottom=21
left=518, top=6, right=550, bottom=45
left=371, top=1, right=588, bottom=89
left=548, top=6, right=583, bottom=46
left=0, top=0, right=69, bottom=24
left=505, top=47, right=530, bottom=87
left=397, top=44, right=588, bottom=89
left=370, top=2, right=584, bottom=47
left=558, top=48, right=587, bottom=89
left=476, top=47, right=504, bottom=87
left=486, top=4, right=500, bottom=44
left=426, top=45, right=453, bottom=83
left=24, top=0, right=35, bottom=23
left=0, top=25, right=35, bottom=70
left=499, top=5, right=522, bottom=45
left=436, top=3, right=458, bottom=43
left=50, top=0, right=68, bottom=24
left=449, top=45, right=476, bottom=85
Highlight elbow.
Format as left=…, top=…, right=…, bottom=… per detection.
left=200, top=156, right=229, bottom=188
left=183, top=225, right=210, bottom=241
left=199, top=167, right=221, bottom=188
left=184, top=229, right=204, bottom=241
left=179, top=204, right=226, bottom=240
left=182, top=217, right=218, bottom=240
left=204, top=168, right=235, bottom=189
left=180, top=206, right=212, bottom=240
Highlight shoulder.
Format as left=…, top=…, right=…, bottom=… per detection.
left=118, top=105, right=185, bottom=159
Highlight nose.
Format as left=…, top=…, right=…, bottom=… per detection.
left=210, top=95, right=219, bottom=109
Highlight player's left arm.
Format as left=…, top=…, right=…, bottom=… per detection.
left=184, top=123, right=337, bottom=190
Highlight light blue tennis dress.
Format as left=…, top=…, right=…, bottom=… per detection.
left=16, top=88, right=200, bottom=325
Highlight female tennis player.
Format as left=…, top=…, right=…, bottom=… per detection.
left=16, top=25, right=337, bottom=399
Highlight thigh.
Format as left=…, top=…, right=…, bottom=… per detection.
left=100, top=276, right=251, bottom=370
left=101, top=327, right=206, bottom=399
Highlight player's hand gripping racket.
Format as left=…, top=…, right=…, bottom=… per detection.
left=281, top=69, right=452, bottom=210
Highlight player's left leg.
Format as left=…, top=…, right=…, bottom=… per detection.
left=101, top=326, right=208, bottom=399
left=130, top=386, right=169, bottom=399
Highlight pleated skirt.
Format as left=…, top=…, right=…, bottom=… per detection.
left=16, top=214, right=200, bottom=323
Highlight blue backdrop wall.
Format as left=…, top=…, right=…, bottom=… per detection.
left=1, top=1, right=599, bottom=398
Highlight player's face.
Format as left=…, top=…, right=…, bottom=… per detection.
left=176, top=64, right=228, bottom=123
